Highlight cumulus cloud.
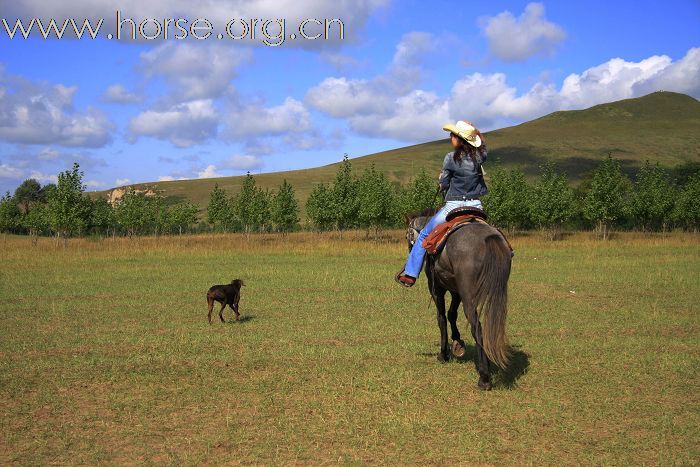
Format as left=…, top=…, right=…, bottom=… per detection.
left=128, top=99, right=219, bottom=147
left=0, top=163, right=23, bottom=179
left=139, top=42, right=252, bottom=100
left=479, top=2, right=566, bottom=62
left=197, top=164, right=222, bottom=178
left=220, top=154, right=263, bottom=170
left=304, top=31, right=441, bottom=119
left=0, top=66, right=113, bottom=147
left=225, top=96, right=311, bottom=138
left=102, top=84, right=143, bottom=104
left=307, top=39, right=700, bottom=140
left=115, top=178, right=130, bottom=186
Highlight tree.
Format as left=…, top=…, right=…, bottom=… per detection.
left=403, top=168, right=441, bottom=216
left=114, top=188, right=150, bottom=237
left=14, top=179, right=42, bottom=213
left=167, top=202, right=199, bottom=234
left=331, top=154, right=359, bottom=230
left=22, top=203, right=49, bottom=243
left=206, top=184, right=229, bottom=232
left=47, top=163, right=91, bottom=240
left=672, top=173, right=700, bottom=232
left=306, top=182, right=335, bottom=231
left=357, top=164, right=393, bottom=236
left=482, top=166, right=531, bottom=235
left=233, top=173, right=265, bottom=233
left=0, top=192, right=21, bottom=233
left=272, top=179, right=300, bottom=233
left=529, top=162, right=574, bottom=240
left=90, top=197, right=115, bottom=235
left=583, top=155, right=630, bottom=239
left=630, top=160, right=675, bottom=231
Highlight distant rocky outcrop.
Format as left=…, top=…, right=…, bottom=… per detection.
left=106, top=186, right=158, bottom=205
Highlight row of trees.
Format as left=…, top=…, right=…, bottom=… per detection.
left=0, top=163, right=199, bottom=240
left=206, top=174, right=300, bottom=233
left=483, top=157, right=699, bottom=239
left=1, top=156, right=698, bottom=240
left=301, top=155, right=699, bottom=239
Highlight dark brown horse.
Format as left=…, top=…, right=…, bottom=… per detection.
left=405, top=208, right=512, bottom=390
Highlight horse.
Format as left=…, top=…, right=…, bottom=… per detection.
left=405, top=208, right=512, bottom=390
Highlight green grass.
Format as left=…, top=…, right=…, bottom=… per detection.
left=91, top=91, right=700, bottom=218
left=0, top=231, right=698, bottom=464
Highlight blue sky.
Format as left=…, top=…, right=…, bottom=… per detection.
left=1, top=0, right=698, bottom=193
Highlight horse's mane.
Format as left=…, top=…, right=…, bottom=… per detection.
left=404, top=207, right=439, bottom=224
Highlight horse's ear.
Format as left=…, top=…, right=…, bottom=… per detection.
left=403, top=214, right=411, bottom=225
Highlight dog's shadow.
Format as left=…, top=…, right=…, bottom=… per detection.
left=225, top=315, right=255, bottom=324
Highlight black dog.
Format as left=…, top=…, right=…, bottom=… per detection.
left=207, top=279, right=245, bottom=324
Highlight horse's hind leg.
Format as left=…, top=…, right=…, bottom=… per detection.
left=434, top=288, right=450, bottom=362
left=448, top=292, right=466, bottom=358
left=465, top=303, right=492, bottom=390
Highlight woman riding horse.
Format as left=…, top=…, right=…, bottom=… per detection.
left=396, top=119, right=488, bottom=287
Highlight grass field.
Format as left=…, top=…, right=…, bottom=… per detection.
left=1, top=231, right=698, bottom=464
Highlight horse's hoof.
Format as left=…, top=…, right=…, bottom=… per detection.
left=478, top=377, right=492, bottom=391
left=451, top=340, right=466, bottom=358
left=437, top=352, right=450, bottom=363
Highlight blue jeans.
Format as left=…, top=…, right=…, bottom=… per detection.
left=403, top=199, right=483, bottom=278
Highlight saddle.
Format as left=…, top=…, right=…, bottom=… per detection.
left=422, top=206, right=513, bottom=256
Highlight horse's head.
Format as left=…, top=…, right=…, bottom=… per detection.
left=403, top=208, right=438, bottom=252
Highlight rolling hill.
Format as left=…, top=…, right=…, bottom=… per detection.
left=94, top=91, right=700, bottom=212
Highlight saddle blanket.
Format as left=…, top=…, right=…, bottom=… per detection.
left=422, top=215, right=513, bottom=256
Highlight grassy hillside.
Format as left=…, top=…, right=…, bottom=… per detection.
left=93, top=91, right=700, bottom=212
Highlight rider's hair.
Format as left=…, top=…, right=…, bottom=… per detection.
left=452, top=128, right=487, bottom=165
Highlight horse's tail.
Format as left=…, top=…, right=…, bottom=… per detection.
left=474, top=233, right=512, bottom=369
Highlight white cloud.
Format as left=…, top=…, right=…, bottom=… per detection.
left=128, top=99, right=219, bottom=147
left=307, top=41, right=700, bottom=140
left=115, top=178, right=130, bottom=186
left=197, top=164, right=222, bottom=179
left=305, top=31, right=438, bottom=119
left=225, top=96, right=311, bottom=138
left=139, top=42, right=252, bottom=100
left=221, top=154, right=263, bottom=170
left=350, top=90, right=449, bottom=140
left=158, top=175, right=188, bottom=181
left=102, top=84, right=143, bottom=104
left=0, top=163, right=23, bottom=179
left=631, top=47, right=700, bottom=98
left=28, top=171, right=58, bottom=184
left=479, top=2, right=566, bottom=62
left=85, top=179, right=104, bottom=188
left=319, top=51, right=363, bottom=71
left=0, top=68, right=113, bottom=147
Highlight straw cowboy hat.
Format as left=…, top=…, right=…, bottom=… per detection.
left=442, top=120, right=482, bottom=147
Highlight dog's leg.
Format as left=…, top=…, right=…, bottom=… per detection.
left=207, top=296, right=214, bottom=325
left=230, top=302, right=240, bottom=321
left=219, top=302, right=227, bottom=323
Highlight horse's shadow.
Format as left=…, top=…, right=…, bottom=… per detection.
left=418, top=343, right=530, bottom=389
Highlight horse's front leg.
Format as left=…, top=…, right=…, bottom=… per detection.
left=447, top=292, right=466, bottom=358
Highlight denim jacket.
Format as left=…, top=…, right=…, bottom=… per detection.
left=438, top=148, right=488, bottom=201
